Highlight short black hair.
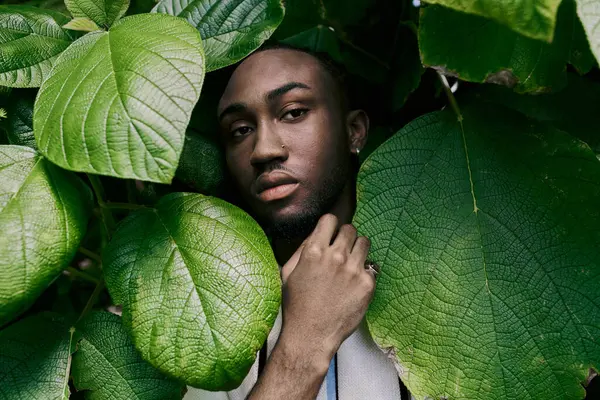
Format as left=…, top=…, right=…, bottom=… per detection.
left=252, top=42, right=351, bottom=112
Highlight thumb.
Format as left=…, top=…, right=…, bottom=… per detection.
left=281, top=239, right=307, bottom=284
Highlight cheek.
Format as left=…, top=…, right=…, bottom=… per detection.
left=226, top=149, right=252, bottom=189
left=293, top=115, right=347, bottom=175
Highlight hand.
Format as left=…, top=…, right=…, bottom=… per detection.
left=279, top=213, right=376, bottom=361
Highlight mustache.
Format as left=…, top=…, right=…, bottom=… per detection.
left=257, top=163, right=294, bottom=175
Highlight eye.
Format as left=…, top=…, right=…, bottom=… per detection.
left=231, top=126, right=252, bottom=137
left=281, top=108, right=308, bottom=121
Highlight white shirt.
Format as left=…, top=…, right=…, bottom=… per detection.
left=184, top=310, right=409, bottom=400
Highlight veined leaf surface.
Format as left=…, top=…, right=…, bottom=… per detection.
left=419, top=0, right=588, bottom=93
left=104, top=193, right=281, bottom=390
left=71, top=311, right=183, bottom=400
left=34, top=13, right=205, bottom=183
left=0, top=313, right=75, bottom=399
left=355, top=105, right=600, bottom=399
left=3, top=89, right=36, bottom=149
left=152, top=0, right=284, bottom=71
left=0, top=6, right=77, bottom=88
left=422, top=0, right=562, bottom=42
left=65, top=0, right=129, bottom=29
left=0, top=146, right=92, bottom=326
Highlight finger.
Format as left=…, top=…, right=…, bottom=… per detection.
left=332, top=224, right=357, bottom=253
left=350, top=236, right=371, bottom=266
left=307, top=214, right=338, bottom=247
left=281, top=238, right=308, bottom=283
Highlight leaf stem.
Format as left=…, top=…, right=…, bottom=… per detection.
left=77, top=279, right=105, bottom=323
left=65, top=266, right=100, bottom=284
left=78, top=246, right=101, bottom=263
left=437, top=71, right=463, bottom=122
left=87, top=174, right=106, bottom=206
left=102, top=202, right=145, bottom=211
left=87, top=174, right=116, bottom=243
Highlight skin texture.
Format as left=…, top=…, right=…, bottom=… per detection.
left=218, top=48, right=374, bottom=399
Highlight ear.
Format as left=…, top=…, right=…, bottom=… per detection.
left=346, top=110, right=369, bottom=155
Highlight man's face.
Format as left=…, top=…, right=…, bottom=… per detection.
left=218, top=49, right=352, bottom=238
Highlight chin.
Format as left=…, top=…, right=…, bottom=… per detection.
left=259, top=199, right=322, bottom=241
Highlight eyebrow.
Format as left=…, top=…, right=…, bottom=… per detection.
left=266, top=82, right=311, bottom=101
left=218, top=82, right=311, bottom=122
left=218, top=102, right=248, bottom=122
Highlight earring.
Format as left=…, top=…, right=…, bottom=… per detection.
left=281, top=145, right=285, bottom=149
left=356, top=148, right=360, bottom=155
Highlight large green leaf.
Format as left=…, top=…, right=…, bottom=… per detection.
left=422, top=0, right=562, bottom=42
left=103, top=193, right=281, bottom=390
left=0, top=6, right=77, bottom=88
left=419, top=0, right=587, bottom=93
left=576, top=0, right=600, bottom=64
left=460, top=73, right=600, bottom=154
left=65, top=0, right=129, bottom=29
left=34, top=13, right=205, bottom=184
left=283, top=25, right=388, bottom=83
left=71, top=311, right=183, bottom=400
left=176, top=130, right=225, bottom=195
left=1, top=90, right=36, bottom=149
left=271, top=0, right=324, bottom=39
left=0, top=146, right=92, bottom=326
left=0, top=313, right=76, bottom=399
left=152, top=0, right=284, bottom=71
left=355, top=105, right=600, bottom=399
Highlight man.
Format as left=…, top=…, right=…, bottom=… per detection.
left=185, top=44, right=407, bottom=400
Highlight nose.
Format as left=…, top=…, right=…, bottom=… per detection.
left=250, top=122, right=288, bottom=168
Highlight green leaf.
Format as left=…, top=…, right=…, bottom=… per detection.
left=2, top=89, right=36, bottom=149
left=569, top=5, right=597, bottom=74
left=271, top=0, right=324, bottom=39
left=422, top=0, right=562, bottom=42
left=283, top=25, right=388, bottom=83
left=0, top=146, right=92, bottom=325
left=419, top=0, right=586, bottom=93
left=103, top=193, right=281, bottom=390
left=390, top=23, right=423, bottom=110
left=71, top=311, right=183, bottom=400
left=34, top=13, right=205, bottom=184
left=0, top=6, right=77, bottom=88
left=460, top=73, right=600, bottom=154
left=355, top=105, right=600, bottom=399
left=152, top=0, right=284, bottom=71
left=176, top=130, right=225, bottom=195
left=65, top=0, right=129, bottom=29
left=63, top=17, right=101, bottom=32
left=576, top=0, right=600, bottom=64
left=272, top=0, right=377, bottom=40
left=0, top=313, right=76, bottom=399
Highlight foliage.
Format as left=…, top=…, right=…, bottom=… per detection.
left=354, top=104, right=600, bottom=399
left=0, top=0, right=599, bottom=399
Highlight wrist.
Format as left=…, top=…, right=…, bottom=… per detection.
left=274, top=329, right=336, bottom=376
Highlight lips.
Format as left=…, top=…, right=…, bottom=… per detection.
left=254, top=172, right=299, bottom=202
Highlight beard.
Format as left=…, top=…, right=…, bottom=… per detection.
left=262, top=162, right=348, bottom=244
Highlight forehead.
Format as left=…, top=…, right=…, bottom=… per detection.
left=218, top=49, right=332, bottom=111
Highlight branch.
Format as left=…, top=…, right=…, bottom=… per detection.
left=77, top=279, right=105, bottom=323
left=437, top=71, right=463, bottom=122
left=78, top=247, right=101, bottom=263
left=65, top=266, right=100, bottom=285
left=86, top=174, right=116, bottom=243
left=102, top=202, right=145, bottom=211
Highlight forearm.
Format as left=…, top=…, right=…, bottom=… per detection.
left=247, top=335, right=333, bottom=400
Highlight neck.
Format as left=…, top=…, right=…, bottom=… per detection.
left=272, top=179, right=356, bottom=265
